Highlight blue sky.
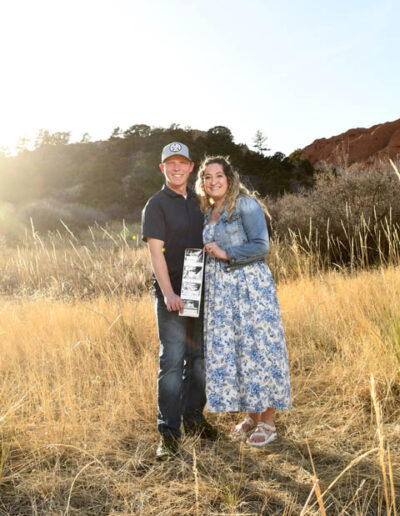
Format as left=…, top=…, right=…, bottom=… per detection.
left=0, top=0, right=399, bottom=155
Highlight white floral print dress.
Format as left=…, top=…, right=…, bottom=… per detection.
left=203, top=222, right=291, bottom=413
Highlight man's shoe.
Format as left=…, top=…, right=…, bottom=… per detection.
left=156, top=435, right=180, bottom=461
left=184, top=420, right=223, bottom=441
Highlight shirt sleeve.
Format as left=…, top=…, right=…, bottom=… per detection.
left=141, top=197, right=166, bottom=242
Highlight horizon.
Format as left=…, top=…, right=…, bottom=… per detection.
left=2, top=116, right=400, bottom=159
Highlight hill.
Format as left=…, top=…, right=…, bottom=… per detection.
left=0, top=125, right=313, bottom=232
left=301, top=118, right=400, bottom=165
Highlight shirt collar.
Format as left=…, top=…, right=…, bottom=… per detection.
left=161, top=184, right=196, bottom=198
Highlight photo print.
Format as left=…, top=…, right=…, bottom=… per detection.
left=184, top=248, right=203, bottom=264
left=183, top=266, right=203, bottom=282
left=181, top=299, right=200, bottom=317
left=181, top=281, right=201, bottom=297
left=180, top=248, right=204, bottom=317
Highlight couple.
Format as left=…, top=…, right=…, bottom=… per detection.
left=141, top=142, right=291, bottom=460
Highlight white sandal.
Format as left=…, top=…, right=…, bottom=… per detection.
left=246, top=422, right=277, bottom=447
left=230, top=417, right=255, bottom=441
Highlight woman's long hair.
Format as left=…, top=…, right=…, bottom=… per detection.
left=195, top=155, right=270, bottom=220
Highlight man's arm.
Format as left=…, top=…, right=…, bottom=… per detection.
left=147, top=238, right=184, bottom=312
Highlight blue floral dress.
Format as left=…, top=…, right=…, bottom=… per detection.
left=203, top=222, right=291, bottom=413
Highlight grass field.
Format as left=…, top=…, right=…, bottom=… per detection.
left=1, top=243, right=399, bottom=514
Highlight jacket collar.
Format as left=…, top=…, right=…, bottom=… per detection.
left=205, top=205, right=230, bottom=224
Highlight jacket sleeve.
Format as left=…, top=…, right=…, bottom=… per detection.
left=224, top=197, right=269, bottom=263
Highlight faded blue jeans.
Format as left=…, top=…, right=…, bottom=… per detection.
left=155, top=296, right=206, bottom=437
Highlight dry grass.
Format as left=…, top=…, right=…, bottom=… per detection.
left=1, top=266, right=399, bottom=514
left=2, top=214, right=400, bottom=301
left=0, top=223, right=151, bottom=299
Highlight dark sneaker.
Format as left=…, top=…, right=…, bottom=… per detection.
left=156, top=435, right=180, bottom=461
left=184, top=420, right=223, bottom=441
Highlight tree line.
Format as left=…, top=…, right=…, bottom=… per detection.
left=0, top=124, right=314, bottom=231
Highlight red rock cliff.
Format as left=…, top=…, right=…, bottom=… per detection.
left=301, top=118, right=400, bottom=165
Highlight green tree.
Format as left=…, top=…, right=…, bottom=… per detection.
left=272, top=152, right=286, bottom=162
left=34, top=129, right=70, bottom=147
left=253, top=130, right=270, bottom=154
left=288, top=149, right=314, bottom=176
left=109, top=127, right=122, bottom=139
left=16, top=137, right=30, bottom=153
left=34, top=129, right=47, bottom=148
left=52, top=132, right=70, bottom=145
left=80, top=133, right=91, bottom=143
left=123, top=124, right=151, bottom=138
left=205, top=126, right=235, bottom=155
left=207, top=126, right=233, bottom=141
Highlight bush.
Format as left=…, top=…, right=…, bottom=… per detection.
left=267, top=159, right=400, bottom=267
left=17, top=198, right=107, bottom=232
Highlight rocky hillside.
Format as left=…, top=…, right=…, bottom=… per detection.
left=301, top=118, right=400, bottom=165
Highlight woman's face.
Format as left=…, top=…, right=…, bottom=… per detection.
left=203, top=163, right=228, bottom=202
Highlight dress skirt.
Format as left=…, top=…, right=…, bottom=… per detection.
left=203, top=223, right=291, bottom=413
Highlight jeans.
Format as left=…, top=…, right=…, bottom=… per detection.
left=155, top=296, right=206, bottom=437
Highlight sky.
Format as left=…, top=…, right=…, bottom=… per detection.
left=0, top=0, right=399, bottom=155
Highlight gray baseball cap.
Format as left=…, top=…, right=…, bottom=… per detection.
left=161, top=141, right=191, bottom=162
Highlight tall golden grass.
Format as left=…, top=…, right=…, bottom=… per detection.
left=1, top=165, right=400, bottom=512
left=1, top=263, right=399, bottom=514
left=1, top=209, right=400, bottom=300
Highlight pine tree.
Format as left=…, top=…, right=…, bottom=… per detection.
left=253, top=130, right=270, bottom=154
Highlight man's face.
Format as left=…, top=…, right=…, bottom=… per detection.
left=160, top=155, right=194, bottom=190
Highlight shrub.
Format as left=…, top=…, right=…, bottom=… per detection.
left=267, top=159, right=400, bottom=267
left=16, top=198, right=107, bottom=232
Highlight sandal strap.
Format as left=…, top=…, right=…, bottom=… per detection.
left=230, top=416, right=256, bottom=440
left=242, top=417, right=255, bottom=427
left=255, top=422, right=276, bottom=433
left=246, top=422, right=278, bottom=446
left=233, top=417, right=254, bottom=429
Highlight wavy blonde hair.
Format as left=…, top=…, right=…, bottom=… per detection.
left=195, top=156, right=270, bottom=220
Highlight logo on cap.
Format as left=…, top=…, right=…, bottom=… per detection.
left=169, top=143, right=182, bottom=152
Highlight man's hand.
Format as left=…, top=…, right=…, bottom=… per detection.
left=147, top=238, right=184, bottom=313
left=164, top=293, right=184, bottom=313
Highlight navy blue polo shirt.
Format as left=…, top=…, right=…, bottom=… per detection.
left=141, top=184, right=204, bottom=297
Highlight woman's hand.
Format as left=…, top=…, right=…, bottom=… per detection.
left=203, top=241, right=229, bottom=261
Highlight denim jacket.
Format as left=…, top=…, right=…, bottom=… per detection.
left=204, top=195, right=269, bottom=272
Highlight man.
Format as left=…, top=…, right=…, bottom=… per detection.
left=141, top=141, right=219, bottom=460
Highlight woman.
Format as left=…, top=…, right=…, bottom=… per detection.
left=195, top=156, right=291, bottom=446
